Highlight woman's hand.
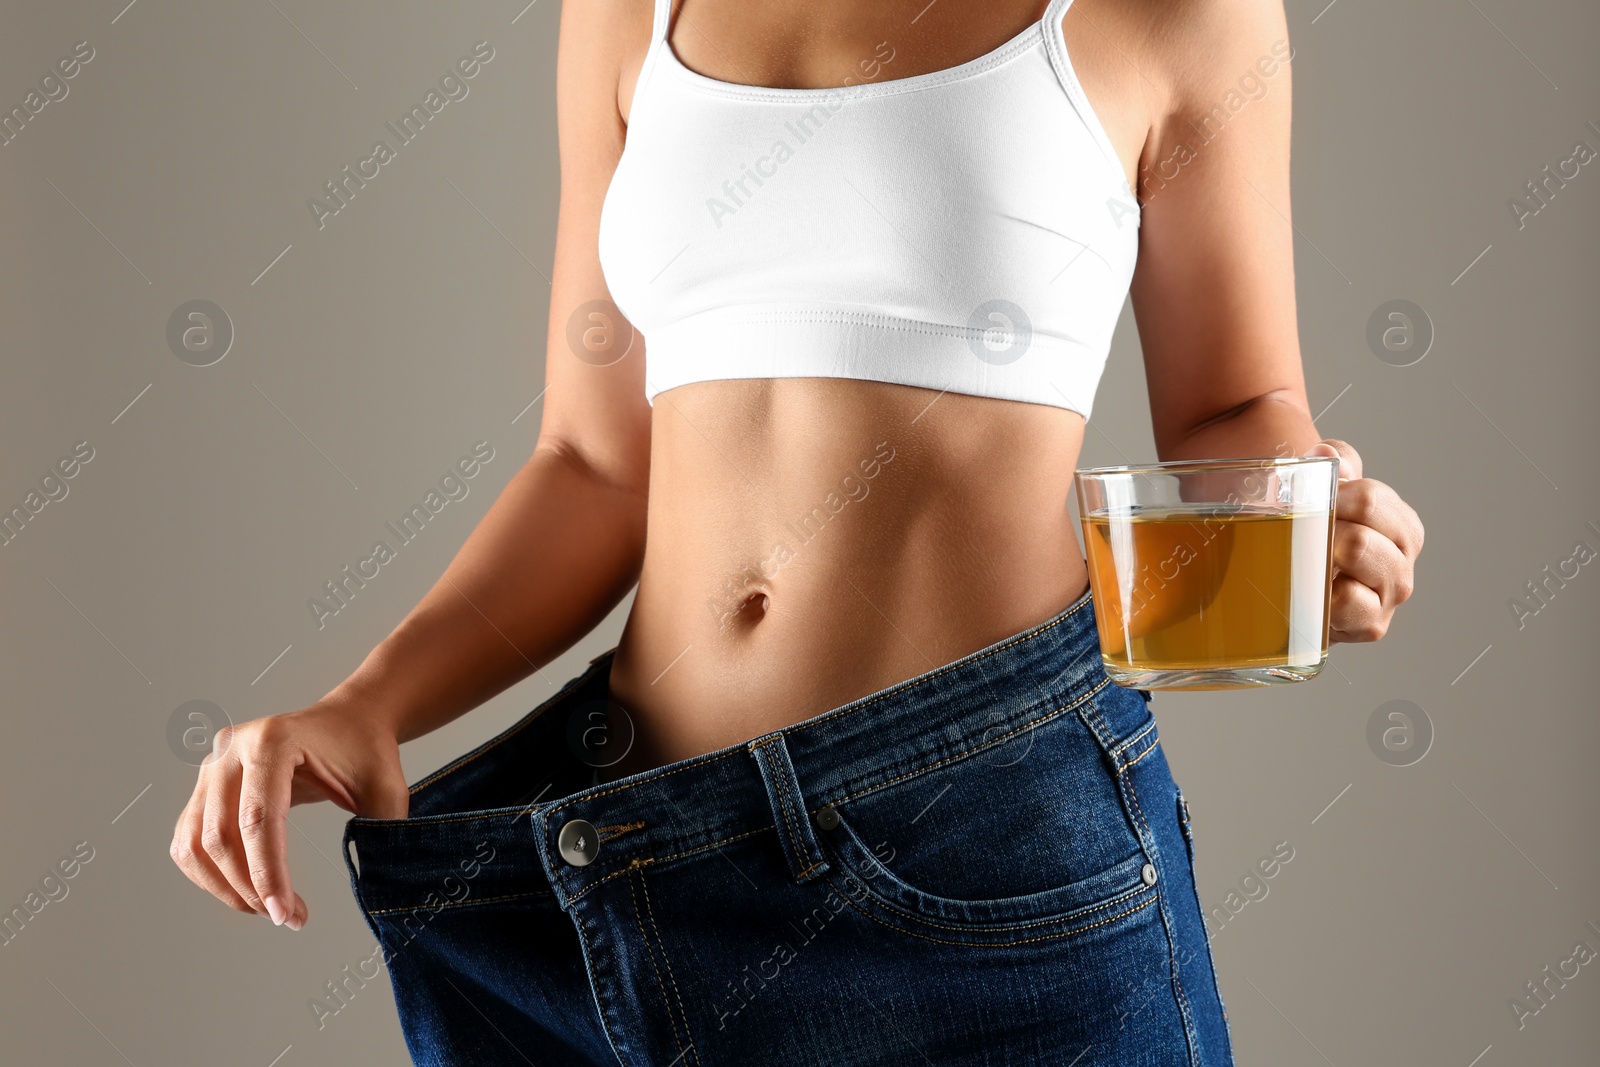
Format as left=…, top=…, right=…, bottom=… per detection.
left=1303, top=439, right=1424, bottom=643
left=169, top=698, right=411, bottom=930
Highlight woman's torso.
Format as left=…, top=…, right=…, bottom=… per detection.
left=602, top=0, right=1156, bottom=779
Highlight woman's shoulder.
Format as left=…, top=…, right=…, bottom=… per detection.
left=1081, top=0, right=1292, bottom=112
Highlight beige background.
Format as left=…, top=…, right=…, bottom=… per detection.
left=2, top=1, right=1596, bottom=1064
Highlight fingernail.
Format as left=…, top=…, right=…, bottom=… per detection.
left=263, top=894, right=287, bottom=926
left=286, top=910, right=305, bottom=932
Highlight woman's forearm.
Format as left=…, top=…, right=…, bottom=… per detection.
left=320, top=441, right=648, bottom=744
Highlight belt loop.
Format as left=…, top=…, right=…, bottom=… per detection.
left=748, top=732, right=830, bottom=884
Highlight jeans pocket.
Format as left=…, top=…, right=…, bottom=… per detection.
left=814, top=710, right=1159, bottom=939
left=822, top=800, right=1155, bottom=935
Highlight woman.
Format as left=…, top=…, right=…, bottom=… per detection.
left=171, top=0, right=1422, bottom=1063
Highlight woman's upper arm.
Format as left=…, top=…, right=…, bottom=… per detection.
left=1126, top=0, right=1311, bottom=456
left=537, top=0, right=654, bottom=495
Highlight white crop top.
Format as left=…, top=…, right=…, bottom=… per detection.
left=597, top=0, right=1140, bottom=419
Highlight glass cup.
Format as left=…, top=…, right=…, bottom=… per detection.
left=1072, top=456, right=1340, bottom=690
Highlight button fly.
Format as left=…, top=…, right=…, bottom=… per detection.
left=558, top=819, right=600, bottom=866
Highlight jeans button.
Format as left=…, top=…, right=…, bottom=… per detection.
left=814, top=805, right=840, bottom=830
left=1141, top=862, right=1158, bottom=886
left=558, top=819, right=600, bottom=866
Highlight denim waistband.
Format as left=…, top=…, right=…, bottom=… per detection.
left=343, top=587, right=1155, bottom=914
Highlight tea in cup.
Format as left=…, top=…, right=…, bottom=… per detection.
left=1073, top=456, right=1339, bottom=690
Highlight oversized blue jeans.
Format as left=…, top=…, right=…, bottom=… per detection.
left=341, top=589, right=1235, bottom=1065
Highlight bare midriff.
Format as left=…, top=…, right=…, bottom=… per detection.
left=600, top=376, right=1091, bottom=781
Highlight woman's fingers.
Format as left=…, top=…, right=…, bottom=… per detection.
left=1324, top=473, right=1423, bottom=646
left=1328, top=517, right=1408, bottom=642
left=172, top=724, right=312, bottom=929
left=1300, top=437, right=1425, bottom=647
left=1317, top=438, right=1363, bottom=482
left=200, top=746, right=267, bottom=916
left=1331, top=517, right=1411, bottom=607
left=1330, top=572, right=1390, bottom=642
left=237, top=737, right=303, bottom=929
left=1335, top=477, right=1424, bottom=561
left=170, top=791, right=256, bottom=914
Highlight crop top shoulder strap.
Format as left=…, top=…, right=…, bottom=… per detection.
left=649, top=0, right=672, bottom=44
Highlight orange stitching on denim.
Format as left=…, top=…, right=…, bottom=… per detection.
left=564, top=825, right=774, bottom=906
left=774, top=770, right=806, bottom=878
left=1122, top=758, right=1200, bottom=1060
left=571, top=904, right=635, bottom=1067
left=638, top=869, right=699, bottom=1066
left=1111, top=717, right=1158, bottom=757
left=351, top=810, right=532, bottom=829
left=825, top=857, right=1155, bottom=936
left=753, top=736, right=812, bottom=880
left=755, top=735, right=819, bottom=876
left=548, top=591, right=1097, bottom=818
left=831, top=677, right=1111, bottom=807
left=363, top=887, right=553, bottom=915
left=628, top=869, right=689, bottom=1064
left=1081, top=690, right=1148, bottom=762
left=548, top=748, right=745, bottom=816
left=1174, top=966, right=1199, bottom=1057
left=1077, top=687, right=1159, bottom=777
left=597, top=820, right=646, bottom=843
left=1077, top=700, right=1117, bottom=755
left=1120, top=734, right=1161, bottom=774
left=827, top=877, right=1158, bottom=948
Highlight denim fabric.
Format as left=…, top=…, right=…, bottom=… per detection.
left=341, top=589, right=1235, bottom=1066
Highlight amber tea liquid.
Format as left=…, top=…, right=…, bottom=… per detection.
left=1081, top=505, right=1334, bottom=687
